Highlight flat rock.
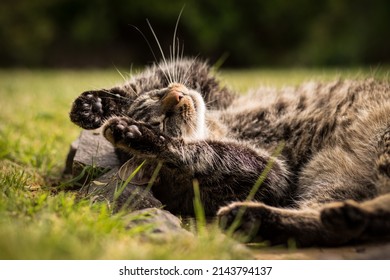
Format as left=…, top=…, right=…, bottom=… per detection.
left=72, top=129, right=120, bottom=184
left=63, top=129, right=189, bottom=237
left=64, top=129, right=163, bottom=212
left=83, top=167, right=162, bottom=212
left=123, top=208, right=193, bottom=238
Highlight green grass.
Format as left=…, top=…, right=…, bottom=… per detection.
left=0, top=67, right=388, bottom=259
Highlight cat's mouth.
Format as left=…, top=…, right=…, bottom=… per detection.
left=161, top=83, right=189, bottom=114
left=160, top=83, right=207, bottom=139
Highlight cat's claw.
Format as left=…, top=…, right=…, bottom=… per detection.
left=126, top=125, right=142, bottom=139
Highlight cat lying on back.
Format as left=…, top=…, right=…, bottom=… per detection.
left=70, top=58, right=390, bottom=246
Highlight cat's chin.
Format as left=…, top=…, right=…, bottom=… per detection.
left=186, top=88, right=207, bottom=140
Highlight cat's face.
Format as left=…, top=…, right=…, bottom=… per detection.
left=127, top=83, right=207, bottom=140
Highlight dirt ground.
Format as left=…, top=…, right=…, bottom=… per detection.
left=251, top=241, right=390, bottom=260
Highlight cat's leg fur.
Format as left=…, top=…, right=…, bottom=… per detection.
left=321, top=194, right=390, bottom=241
left=103, top=116, right=291, bottom=213
left=320, top=124, right=390, bottom=241
left=298, top=105, right=390, bottom=241
left=218, top=195, right=390, bottom=246
left=70, top=87, right=133, bottom=129
left=217, top=202, right=346, bottom=246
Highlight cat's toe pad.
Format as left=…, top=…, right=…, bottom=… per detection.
left=70, top=92, right=106, bottom=129
left=103, top=117, right=145, bottom=145
left=82, top=94, right=103, bottom=114
left=103, top=117, right=129, bottom=143
left=125, top=125, right=142, bottom=139
left=91, top=97, right=103, bottom=112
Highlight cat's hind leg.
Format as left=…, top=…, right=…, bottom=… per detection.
left=218, top=201, right=347, bottom=246
left=218, top=196, right=390, bottom=247
left=320, top=128, right=390, bottom=240
left=299, top=104, right=390, bottom=243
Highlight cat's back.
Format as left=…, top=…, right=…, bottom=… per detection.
left=227, top=78, right=389, bottom=120
left=218, top=78, right=390, bottom=171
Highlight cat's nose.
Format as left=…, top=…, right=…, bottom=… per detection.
left=162, top=84, right=185, bottom=112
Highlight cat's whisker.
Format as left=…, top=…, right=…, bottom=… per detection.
left=169, top=46, right=175, bottom=83
left=182, top=56, right=199, bottom=87
left=179, top=41, right=185, bottom=84
left=131, top=23, right=172, bottom=85
left=100, top=89, right=130, bottom=101
left=114, top=65, right=127, bottom=82
left=125, top=64, right=140, bottom=97
left=147, top=19, right=173, bottom=85
left=172, top=7, right=184, bottom=84
left=204, top=99, right=218, bottom=109
left=175, top=39, right=185, bottom=84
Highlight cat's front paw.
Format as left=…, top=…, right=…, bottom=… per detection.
left=103, top=116, right=167, bottom=156
left=70, top=88, right=131, bottom=130
left=70, top=91, right=106, bottom=129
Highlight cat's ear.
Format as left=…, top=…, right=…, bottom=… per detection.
left=69, top=87, right=133, bottom=130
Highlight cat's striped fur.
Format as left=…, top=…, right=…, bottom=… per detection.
left=70, top=59, right=390, bottom=246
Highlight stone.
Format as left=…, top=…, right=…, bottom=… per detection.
left=82, top=167, right=163, bottom=212
left=63, top=129, right=190, bottom=238
left=64, top=129, right=163, bottom=212
left=123, top=208, right=193, bottom=238
left=71, top=129, right=120, bottom=185
left=63, top=138, right=79, bottom=176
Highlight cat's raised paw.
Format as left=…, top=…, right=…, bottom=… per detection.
left=103, top=116, right=167, bottom=156
left=103, top=117, right=140, bottom=144
left=70, top=91, right=105, bottom=129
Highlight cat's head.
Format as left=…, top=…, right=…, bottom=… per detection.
left=69, top=81, right=208, bottom=141
left=126, top=82, right=207, bottom=139
left=70, top=59, right=234, bottom=140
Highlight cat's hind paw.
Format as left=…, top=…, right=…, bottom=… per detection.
left=217, top=202, right=267, bottom=242
left=320, top=200, right=368, bottom=237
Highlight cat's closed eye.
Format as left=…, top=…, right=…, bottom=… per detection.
left=150, top=90, right=167, bottom=101
left=150, top=122, right=161, bottom=127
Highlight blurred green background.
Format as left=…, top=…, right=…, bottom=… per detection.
left=1, top=0, right=389, bottom=68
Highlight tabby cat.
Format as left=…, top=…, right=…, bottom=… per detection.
left=70, top=58, right=390, bottom=246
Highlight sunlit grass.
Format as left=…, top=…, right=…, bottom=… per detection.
left=0, top=67, right=388, bottom=259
